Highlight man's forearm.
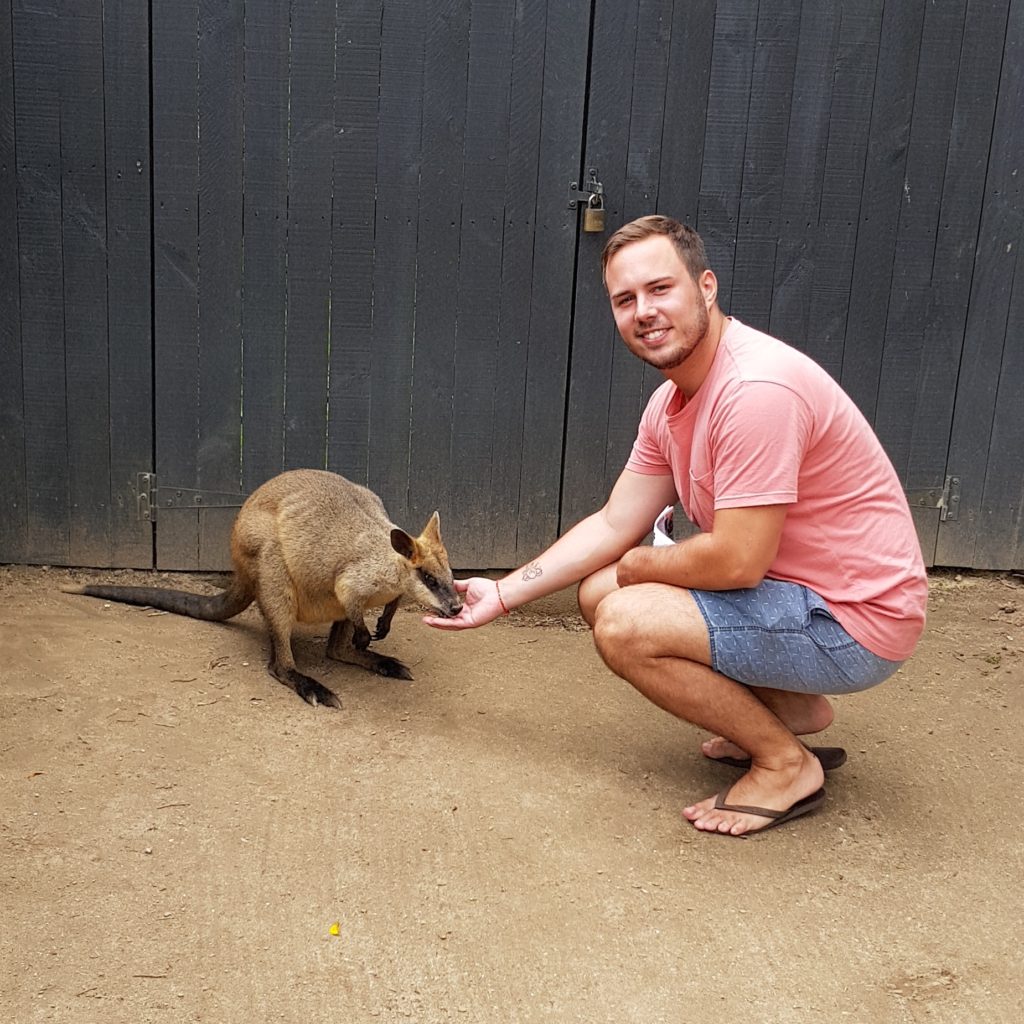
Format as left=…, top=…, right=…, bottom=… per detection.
left=615, top=533, right=738, bottom=591
left=498, top=510, right=646, bottom=610
left=617, top=505, right=786, bottom=592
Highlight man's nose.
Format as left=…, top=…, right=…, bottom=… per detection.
left=635, top=293, right=656, bottom=320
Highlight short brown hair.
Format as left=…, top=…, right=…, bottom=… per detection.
left=601, top=215, right=709, bottom=282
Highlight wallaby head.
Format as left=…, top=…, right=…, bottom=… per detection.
left=390, top=511, right=463, bottom=619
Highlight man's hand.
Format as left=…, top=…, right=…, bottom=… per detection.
left=423, top=577, right=505, bottom=631
left=615, top=504, right=788, bottom=592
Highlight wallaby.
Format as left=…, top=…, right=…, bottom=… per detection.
left=62, top=469, right=463, bottom=709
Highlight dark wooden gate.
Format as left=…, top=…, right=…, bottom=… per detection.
left=146, top=0, right=591, bottom=571
left=562, top=0, right=1024, bottom=573
left=1, top=0, right=1021, bottom=573
left=1, top=0, right=152, bottom=569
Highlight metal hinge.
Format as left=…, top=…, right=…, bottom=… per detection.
left=136, top=473, right=247, bottom=522
left=905, top=475, right=961, bottom=522
left=567, top=167, right=604, bottom=209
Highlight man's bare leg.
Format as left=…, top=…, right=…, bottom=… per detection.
left=701, top=689, right=834, bottom=761
left=589, top=580, right=824, bottom=836
left=579, top=565, right=835, bottom=766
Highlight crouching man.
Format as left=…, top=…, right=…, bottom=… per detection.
left=426, top=216, right=927, bottom=838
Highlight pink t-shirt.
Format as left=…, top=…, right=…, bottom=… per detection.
left=626, top=318, right=927, bottom=660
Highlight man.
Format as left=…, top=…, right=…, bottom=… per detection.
left=425, top=216, right=927, bottom=838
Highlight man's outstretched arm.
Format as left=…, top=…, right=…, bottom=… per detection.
left=423, top=469, right=678, bottom=631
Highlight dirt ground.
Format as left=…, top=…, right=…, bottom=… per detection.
left=1, top=564, right=1022, bottom=1023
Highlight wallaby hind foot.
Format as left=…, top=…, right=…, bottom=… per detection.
left=327, top=619, right=413, bottom=681
left=269, top=661, right=342, bottom=709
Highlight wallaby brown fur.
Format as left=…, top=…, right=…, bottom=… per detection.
left=62, top=469, right=463, bottom=709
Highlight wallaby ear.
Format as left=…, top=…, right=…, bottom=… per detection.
left=422, top=510, right=442, bottom=545
left=390, top=527, right=419, bottom=562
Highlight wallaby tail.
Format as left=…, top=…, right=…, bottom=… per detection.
left=61, top=579, right=253, bottom=622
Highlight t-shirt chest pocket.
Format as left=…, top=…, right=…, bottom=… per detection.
left=687, top=465, right=715, bottom=531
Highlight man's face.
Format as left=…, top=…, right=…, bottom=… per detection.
left=605, top=235, right=715, bottom=372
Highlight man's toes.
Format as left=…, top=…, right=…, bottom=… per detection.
left=683, top=795, right=722, bottom=828
left=701, top=736, right=747, bottom=761
left=683, top=795, right=714, bottom=821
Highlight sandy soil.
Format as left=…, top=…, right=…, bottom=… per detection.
left=1, top=564, right=1022, bottom=1023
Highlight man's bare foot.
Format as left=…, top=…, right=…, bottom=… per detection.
left=683, top=747, right=825, bottom=836
left=701, top=693, right=834, bottom=764
left=701, top=736, right=755, bottom=761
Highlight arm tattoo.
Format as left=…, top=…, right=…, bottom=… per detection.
left=522, top=561, right=543, bottom=582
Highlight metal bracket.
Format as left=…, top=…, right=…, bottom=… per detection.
left=137, top=472, right=156, bottom=522
left=905, top=475, right=961, bottom=522
left=568, top=167, right=604, bottom=209
left=136, top=474, right=247, bottom=521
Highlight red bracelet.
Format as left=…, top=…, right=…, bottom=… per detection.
left=495, top=580, right=510, bottom=615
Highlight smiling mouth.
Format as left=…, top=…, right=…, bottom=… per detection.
left=638, top=327, right=670, bottom=345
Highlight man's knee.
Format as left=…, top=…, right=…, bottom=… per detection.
left=577, top=563, right=620, bottom=626
left=591, top=588, right=640, bottom=671
left=592, top=583, right=713, bottom=672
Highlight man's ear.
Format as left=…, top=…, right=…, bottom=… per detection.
left=700, top=269, right=718, bottom=309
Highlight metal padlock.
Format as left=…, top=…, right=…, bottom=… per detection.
left=583, top=193, right=606, bottom=233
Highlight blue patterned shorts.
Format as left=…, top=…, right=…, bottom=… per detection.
left=689, top=579, right=902, bottom=695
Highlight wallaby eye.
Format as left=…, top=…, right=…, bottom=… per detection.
left=419, top=570, right=438, bottom=590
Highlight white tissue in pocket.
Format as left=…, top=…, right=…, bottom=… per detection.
left=652, top=505, right=675, bottom=546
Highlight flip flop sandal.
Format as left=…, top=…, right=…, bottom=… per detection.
left=709, top=785, right=827, bottom=838
left=708, top=745, right=847, bottom=772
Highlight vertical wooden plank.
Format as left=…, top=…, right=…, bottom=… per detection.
left=195, top=0, right=244, bottom=568
left=282, top=0, right=334, bottom=472
left=908, top=0, right=1007, bottom=502
left=657, top=0, right=716, bottom=226
left=559, top=0, right=640, bottom=531
left=802, top=1, right=883, bottom=379
left=152, top=0, right=200, bottom=568
left=696, top=0, right=757, bottom=310
left=447, top=0, right=517, bottom=563
left=197, top=0, right=244, bottom=494
left=0, top=0, right=28, bottom=561
left=329, top=0, right=383, bottom=485
left=818, top=1, right=883, bottom=225
left=13, top=0, right=69, bottom=563
left=840, top=0, right=927, bottom=423
left=404, top=0, right=470, bottom=540
left=241, top=0, right=290, bottom=493
left=937, top=0, right=1023, bottom=568
left=975, top=260, right=1023, bottom=570
left=730, top=0, right=800, bottom=331
left=513, top=0, right=589, bottom=559
left=104, top=0, right=154, bottom=568
left=367, top=0, right=425, bottom=529
left=59, top=0, right=112, bottom=566
left=483, top=0, right=551, bottom=566
left=768, top=1, right=841, bottom=350
left=873, top=0, right=968, bottom=479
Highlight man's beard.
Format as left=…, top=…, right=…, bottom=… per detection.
left=634, top=302, right=709, bottom=371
